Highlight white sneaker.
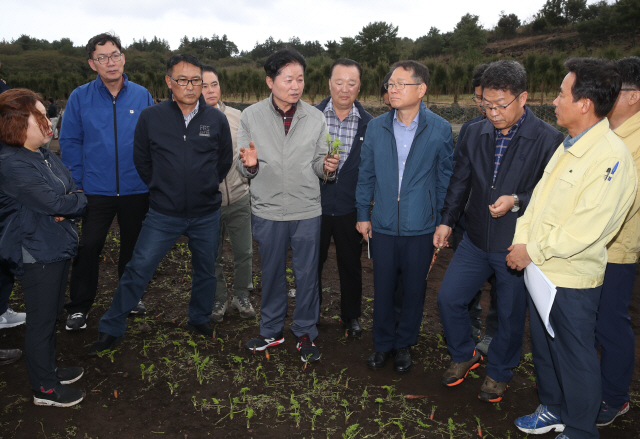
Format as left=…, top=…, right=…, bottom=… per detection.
left=0, top=308, right=26, bottom=328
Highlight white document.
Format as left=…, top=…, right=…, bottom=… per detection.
left=524, top=262, right=557, bottom=337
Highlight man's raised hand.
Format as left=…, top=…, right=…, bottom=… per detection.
left=239, top=141, right=258, bottom=167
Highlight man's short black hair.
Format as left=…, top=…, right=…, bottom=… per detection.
left=86, top=32, right=122, bottom=59
left=380, top=71, right=392, bottom=97
left=472, top=63, right=489, bottom=88
left=565, top=57, right=621, bottom=118
left=48, top=97, right=54, bottom=103
left=166, top=54, right=203, bottom=76
left=481, top=60, right=527, bottom=96
left=330, top=58, right=362, bottom=80
left=202, top=64, right=219, bottom=78
left=616, top=56, right=640, bottom=90
left=390, top=60, right=430, bottom=85
left=264, top=48, right=306, bottom=81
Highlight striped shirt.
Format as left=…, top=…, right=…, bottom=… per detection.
left=323, top=99, right=360, bottom=171
left=173, top=98, right=200, bottom=127
left=493, top=111, right=526, bottom=185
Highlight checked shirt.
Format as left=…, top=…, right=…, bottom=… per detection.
left=323, top=99, right=360, bottom=172
left=492, top=111, right=526, bottom=186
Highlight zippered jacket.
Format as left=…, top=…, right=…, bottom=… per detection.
left=316, top=97, right=373, bottom=216
left=513, top=119, right=637, bottom=288
left=0, top=143, right=87, bottom=272
left=441, top=107, right=563, bottom=252
left=356, top=104, right=453, bottom=236
left=218, top=102, right=249, bottom=206
left=60, top=74, right=154, bottom=195
left=133, top=95, right=233, bottom=218
left=236, top=96, right=330, bottom=221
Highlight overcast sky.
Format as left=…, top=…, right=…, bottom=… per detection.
left=2, top=0, right=600, bottom=52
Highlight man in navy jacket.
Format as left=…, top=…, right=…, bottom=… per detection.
left=435, top=60, right=563, bottom=402
left=356, top=61, right=453, bottom=373
left=60, top=33, right=154, bottom=331
left=316, top=59, right=373, bottom=336
left=88, top=54, right=232, bottom=355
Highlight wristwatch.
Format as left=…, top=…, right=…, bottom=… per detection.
left=511, top=194, right=520, bottom=212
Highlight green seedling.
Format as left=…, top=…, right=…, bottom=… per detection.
left=212, top=398, right=221, bottom=414
left=229, top=395, right=240, bottom=420
left=167, top=381, right=178, bottom=395
left=383, top=384, right=395, bottom=401
left=276, top=402, right=285, bottom=417
left=361, top=388, right=369, bottom=410
left=141, top=340, right=150, bottom=357
left=375, top=397, right=384, bottom=415
left=289, top=393, right=301, bottom=428
left=393, top=420, right=406, bottom=439
left=448, top=417, right=455, bottom=439
left=97, top=348, right=118, bottom=363
left=341, top=399, right=353, bottom=425
left=240, top=387, right=250, bottom=402
left=246, top=408, right=254, bottom=428
left=311, top=407, right=323, bottom=431
left=194, top=355, right=210, bottom=385
left=342, top=424, right=361, bottom=439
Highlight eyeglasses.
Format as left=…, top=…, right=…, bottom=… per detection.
left=91, top=53, right=123, bottom=65
left=481, top=92, right=522, bottom=113
left=384, top=82, right=422, bottom=90
left=169, top=76, right=203, bottom=87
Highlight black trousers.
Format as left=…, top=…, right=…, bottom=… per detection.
left=20, top=259, right=70, bottom=391
left=65, top=193, right=149, bottom=314
left=318, top=212, right=362, bottom=320
left=0, top=262, right=15, bottom=315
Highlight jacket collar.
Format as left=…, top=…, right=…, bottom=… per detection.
left=382, top=101, right=428, bottom=132
left=566, top=118, right=611, bottom=158
left=267, top=93, right=306, bottom=119
left=479, top=105, right=537, bottom=139
left=615, top=110, right=640, bottom=139
left=96, top=73, right=128, bottom=95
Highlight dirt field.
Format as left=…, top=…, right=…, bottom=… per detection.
left=1, top=145, right=639, bottom=438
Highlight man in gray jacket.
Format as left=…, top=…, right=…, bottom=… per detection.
left=202, top=64, right=255, bottom=322
left=238, top=48, right=338, bottom=362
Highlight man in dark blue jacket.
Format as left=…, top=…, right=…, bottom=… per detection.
left=435, top=60, right=563, bottom=402
left=356, top=61, right=453, bottom=373
left=316, top=59, right=373, bottom=336
left=60, top=33, right=154, bottom=331
left=88, top=54, right=233, bottom=354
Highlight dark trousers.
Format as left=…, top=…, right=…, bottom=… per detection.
left=529, top=286, right=601, bottom=439
left=595, top=263, right=635, bottom=407
left=370, top=232, right=433, bottom=352
left=318, top=212, right=362, bottom=320
left=437, top=235, right=526, bottom=382
left=252, top=215, right=321, bottom=341
left=66, top=193, right=149, bottom=314
left=99, top=209, right=220, bottom=337
left=20, top=260, right=70, bottom=391
left=0, top=263, right=15, bottom=315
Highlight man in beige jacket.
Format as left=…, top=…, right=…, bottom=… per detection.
left=593, top=56, right=640, bottom=427
left=202, top=64, right=255, bottom=322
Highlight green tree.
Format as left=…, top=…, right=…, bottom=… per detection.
left=325, top=40, right=339, bottom=59
left=354, top=22, right=400, bottom=66
left=450, top=14, right=487, bottom=53
left=497, top=12, right=521, bottom=37
left=413, top=27, right=444, bottom=58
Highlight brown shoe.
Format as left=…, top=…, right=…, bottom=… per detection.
left=478, top=376, right=508, bottom=402
left=441, top=348, right=482, bottom=387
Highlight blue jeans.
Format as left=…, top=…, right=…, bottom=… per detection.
left=437, top=234, right=526, bottom=382
left=99, top=209, right=220, bottom=337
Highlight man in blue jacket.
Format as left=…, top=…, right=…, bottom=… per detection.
left=60, top=33, right=154, bottom=331
left=435, top=60, right=563, bottom=402
left=356, top=60, right=453, bottom=373
left=88, top=53, right=232, bottom=354
left=316, top=59, right=373, bottom=336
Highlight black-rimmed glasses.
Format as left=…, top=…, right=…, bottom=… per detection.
left=91, top=53, right=123, bottom=65
left=169, top=76, right=203, bottom=87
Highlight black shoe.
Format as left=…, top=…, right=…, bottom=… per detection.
left=129, top=300, right=147, bottom=315
left=343, top=318, right=363, bottom=337
left=88, top=332, right=124, bottom=356
left=244, top=333, right=285, bottom=352
left=296, top=334, right=321, bottom=362
left=66, top=312, right=87, bottom=331
left=367, top=351, right=392, bottom=369
left=394, top=347, right=412, bottom=373
left=56, top=367, right=84, bottom=385
left=0, top=348, right=22, bottom=365
left=33, top=384, right=85, bottom=407
left=185, top=322, right=216, bottom=338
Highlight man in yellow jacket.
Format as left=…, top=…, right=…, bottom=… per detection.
left=507, top=58, right=637, bottom=439
left=594, top=56, right=640, bottom=428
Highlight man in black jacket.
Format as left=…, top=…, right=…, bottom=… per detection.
left=89, top=54, right=233, bottom=354
left=316, top=59, right=373, bottom=336
left=434, top=60, right=563, bottom=402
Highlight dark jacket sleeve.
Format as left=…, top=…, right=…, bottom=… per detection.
left=133, top=112, right=153, bottom=185
left=217, top=116, right=233, bottom=184
left=516, top=128, right=564, bottom=213
left=0, top=158, right=86, bottom=217
left=440, top=134, right=473, bottom=228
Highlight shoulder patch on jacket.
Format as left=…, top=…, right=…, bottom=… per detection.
left=199, top=125, right=211, bottom=137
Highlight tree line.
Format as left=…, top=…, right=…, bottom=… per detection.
left=0, top=1, right=638, bottom=103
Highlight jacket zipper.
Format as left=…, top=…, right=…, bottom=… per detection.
left=112, top=96, right=120, bottom=196
left=487, top=133, right=519, bottom=249
left=44, top=159, right=67, bottom=193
